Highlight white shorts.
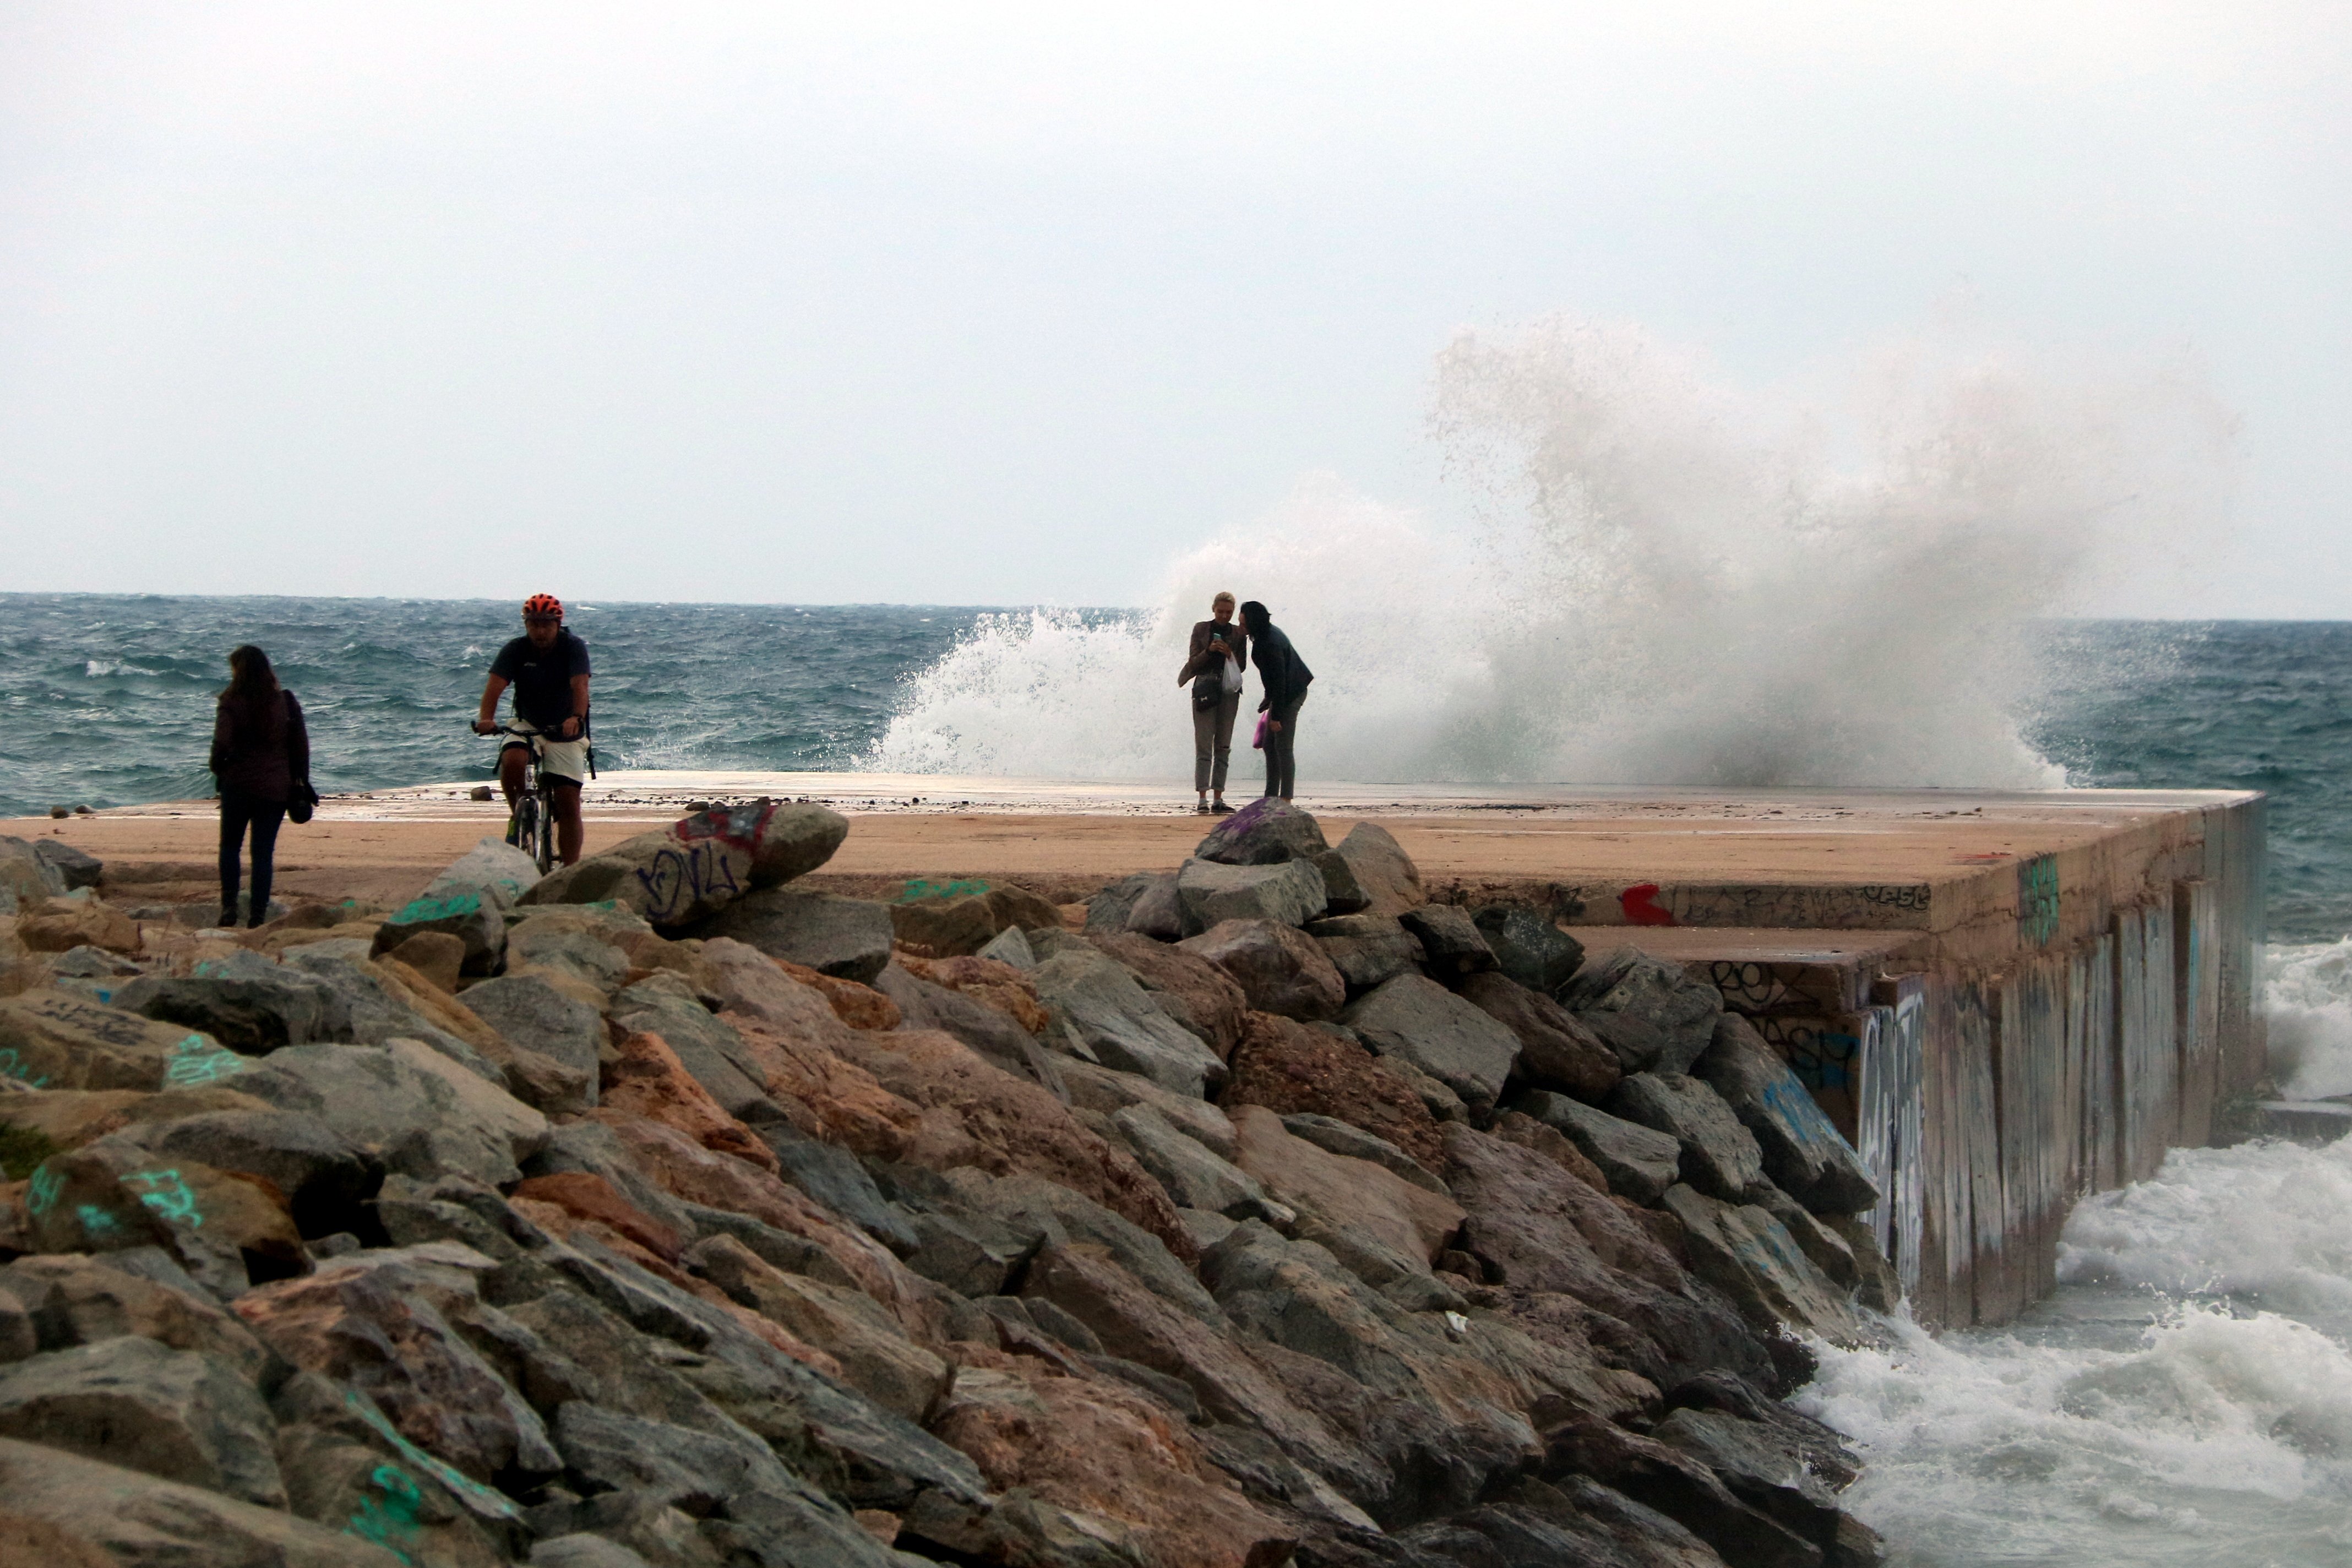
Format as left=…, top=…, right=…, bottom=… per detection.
left=503, top=723, right=590, bottom=785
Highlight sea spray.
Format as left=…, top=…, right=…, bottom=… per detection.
left=872, top=317, right=2235, bottom=788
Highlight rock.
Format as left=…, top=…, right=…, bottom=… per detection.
left=1544, top=1414, right=1826, bottom=1568
left=0, top=990, right=249, bottom=1093
left=976, top=924, right=1037, bottom=967
left=1471, top=907, right=1586, bottom=995
left=1562, top=949, right=1724, bottom=1075
left=1231, top=1105, right=1464, bottom=1268
left=1750, top=1185, right=1861, bottom=1293
left=521, top=801, right=848, bottom=925
left=1397, top=904, right=1495, bottom=977
left=1017, top=1244, right=1381, bottom=1507
left=112, top=959, right=349, bottom=1057
left=754, top=1120, right=917, bottom=1251
left=1057, top=1060, right=1238, bottom=1159
left=1456, top=971, right=1622, bottom=1103
left=1084, top=933, right=1248, bottom=1059
left=888, top=881, right=1062, bottom=957
left=0, top=837, right=67, bottom=911
left=609, top=976, right=776, bottom=1119
left=379, top=836, right=545, bottom=971
left=233, top=1039, right=548, bottom=1187
left=511, top=1170, right=685, bottom=1262
left=22, top=1137, right=308, bottom=1293
left=687, top=1235, right=950, bottom=1423
left=1821, top=1213, right=1899, bottom=1314
left=698, top=938, right=840, bottom=1030
left=48, top=944, right=143, bottom=979
left=1085, top=871, right=1185, bottom=942
left=505, top=922, right=633, bottom=1000
left=1608, top=1073, right=1766, bottom=1201
left=1175, top=857, right=1327, bottom=932
left=1276, top=1113, right=1449, bottom=1196
left=778, top=962, right=900, bottom=1030
left=108, top=1108, right=383, bottom=1239
left=1652, top=1404, right=1858, bottom=1561
left=1302, top=913, right=1423, bottom=993
left=1328, top=823, right=1423, bottom=918
left=0, top=1436, right=404, bottom=1567
left=281, top=952, right=500, bottom=1075
left=1178, top=918, right=1347, bottom=1022
left=550, top=1398, right=797, bottom=1511
left=1030, top=946, right=1227, bottom=1098
left=0, top=1251, right=277, bottom=1381
left=17, top=898, right=139, bottom=956
left=601, top=1028, right=778, bottom=1172
left=34, top=840, right=104, bottom=891
left=1194, top=797, right=1330, bottom=865
left=1340, top=974, right=1521, bottom=1117
left=835, top=1030, right=1198, bottom=1265
left=382, top=930, right=466, bottom=992
left=233, top=1246, right=560, bottom=1484
left=0, top=1335, right=285, bottom=1505
left=460, top=975, right=606, bottom=1088
left=696, top=889, right=894, bottom=984
left=1307, top=848, right=1371, bottom=917
left=1512, top=1090, right=1683, bottom=1205
left=1694, top=1016, right=1878, bottom=1215
left=526, top=1123, right=702, bottom=1242
left=873, top=966, right=1060, bottom=1095
left=1487, top=1109, right=1611, bottom=1193
left=1221, top=1011, right=1444, bottom=1173
left=1662, top=1185, right=1861, bottom=1343
left=889, top=953, right=1047, bottom=1035
left=925, top=1359, right=1292, bottom=1567
left=1115, top=1103, right=1281, bottom=1221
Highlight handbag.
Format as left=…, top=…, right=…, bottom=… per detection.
left=287, top=781, right=319, bottom=825
left=1251, top=712, right=1270, bottom=750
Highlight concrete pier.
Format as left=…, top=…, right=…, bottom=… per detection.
left=12, top=777, right=2264, bottom=1327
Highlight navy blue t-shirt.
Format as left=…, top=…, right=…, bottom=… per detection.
left=490, top=631, right=591, bottom=731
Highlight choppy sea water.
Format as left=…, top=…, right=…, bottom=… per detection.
left=9, top=592, right=2352, bottom=1564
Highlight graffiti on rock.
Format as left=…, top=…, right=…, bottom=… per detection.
left=899, top=878, right=991, bottom=903
left=633, top=840, right=747, bottom=924
left=164, top=1032, right=247, bottom=1087
left=0, top=1047, right=48, bottom=1088
left=123, top=1167, right=203, bottom=1229
left=388, top=889, right=484, bottom=928
left=345, top=1463, right=426, bottom=1564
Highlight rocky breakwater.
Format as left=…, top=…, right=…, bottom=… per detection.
left=0, top=799, right=1891, bottom=1568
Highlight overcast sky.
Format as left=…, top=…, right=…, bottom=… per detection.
left=2, top=3, right=2345, bottom=614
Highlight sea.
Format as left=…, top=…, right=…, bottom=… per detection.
left=6, top=591, right=2352, bottom=1565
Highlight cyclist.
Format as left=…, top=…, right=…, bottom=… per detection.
left=472, top=593, right=591, bottom=865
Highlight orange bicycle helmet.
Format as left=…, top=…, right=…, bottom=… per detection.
left=521, top=594, right=563, bottom=621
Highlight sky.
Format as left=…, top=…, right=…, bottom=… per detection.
left=1, top=3, right=2346, bottom=614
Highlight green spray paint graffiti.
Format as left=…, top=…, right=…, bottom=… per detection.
left=164, top=1033, right=246, bottom=1087
left=0, top=1047, right=49, bottom=1088
left=344, top=1463, right=426, bottom=1564
left=341, top=1391, right=520, bottom=1520
left=388, top=889, right=484, bottom=928
left=123, top=1167, right=203, bottom=1229
left=2019, top=856, right=2061, bottom=946
left=896, top=878, right=990, bottom=903
left=24, top=1163, right=62, bottom=1217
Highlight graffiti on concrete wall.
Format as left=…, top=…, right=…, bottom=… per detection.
left=2018, top=856, right=2060, bottom=946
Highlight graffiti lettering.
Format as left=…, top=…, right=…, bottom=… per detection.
left=1858, top=884, right=1930, bottom=912
left=123, top=1167, right=203, bottom=1229
left=1765, top=1017, right=1862, bottom=1093
left=2018, top=856, right=2060, bottom=946
left=164, top=1033, right=246, bottom=1087
left=1706, top=961, right=1791, bottom=1012
left=0, top=1047, right=48, bottom=1088
left=26, top=995, right=154, bottom=1048
left=1620, top=884, right=1674, bottom=927
left=74, top=1204, right=123, bottom=1238
left=344, top=1463, right=426, bottom=1564
left=25, top=1163, right=62, bottom=1217
left=632, top=841, right=746, bottom=923
left=672, top=799, right=778, bottom=852
left=342, top=1391, right=519, bottom=1517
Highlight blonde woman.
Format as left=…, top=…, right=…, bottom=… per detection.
left=1177, top=591, right=1248, bottom=814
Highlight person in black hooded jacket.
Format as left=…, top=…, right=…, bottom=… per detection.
left=1239, top=601, right=1312, bottom=801
left=208, top=644, right=309, bottom=928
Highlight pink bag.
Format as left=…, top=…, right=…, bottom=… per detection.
left=1251, top=712, right=1270, bottom=750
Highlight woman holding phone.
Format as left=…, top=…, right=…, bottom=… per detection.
left=1178, top=591, right=1248, bottom=814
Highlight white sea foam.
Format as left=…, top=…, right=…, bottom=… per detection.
left=2263, top=939, right=2352, bottom=1099
left=872, top=317, right=2233, bottom=787
left=1803, top=954, right=2352, bottom=1565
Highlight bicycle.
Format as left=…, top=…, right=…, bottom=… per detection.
left=487, top=725, right=563, bottom=873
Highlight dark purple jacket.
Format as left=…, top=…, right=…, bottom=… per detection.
left=210, top=690, right=309, bottom=804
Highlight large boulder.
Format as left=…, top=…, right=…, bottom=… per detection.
left=1030, top=947, right=1227, bottom=1098
left=0, top=1253, right=277, bottom=1381
left=0, top=1436, right=401, bottom=1568
left=232, top=1039, right=548, bottom=1187
left=696, top=889, right=894, bottom=984
left=1456, top=971, right=1621, bottom=1102
left=608, top=975, right=777, bottom=1119
left=1084, top=933, right=1248, bottom=1059
left=1276, top=1113, right=1450, bottom=1195
left=1329, top=822, right=1423, bottom=918
left=33, top=840, right=104, bottom=891
left=112, top=953, right=349, bottom=1056
left=1303, top=913, right=1423, bottom=992
left=1194, top=797, right=1329, bottom=865
left=1220, top=1011, right=1444, bottom=1173
left=107, top=1107, right=384, bottom=1239
left=1472, top=907, right=1585, bottom=994
left=458, top=974, right=605, bottom=1090
left=1512, top=1089, right=1683, bottom=1205
left=0, top=990, right=249, bottom=1093
left=1340, top=973, right=1521, bottom=1117
left=1175, top=857, right=1327, bottom=932
left=1608, top=1071, right=1767, bottom=1202
left=1114, top=1102, right=1281, bottom=1222
left=374, top=837, right=542, bottom=971
left=17, top=897, right=140, bottom=956
left=1398, top=904, right=1495, bottom=977
left=1178, top=919, right=1346, bottom=1022
left=1085, top=871, right=1185, bottom=941
left=889, top=882, right=1063, bottom=957
left=1561, top=948, right=1724, bottom=1075
left=0, top=1335, right=285, bottom=1506
left=521, top=800, right=848, bottom=925
left=1662, top=1185, right=1862, bottom=1343
left=1695, top=1015, right=1879, bottom=1215
left=21, top=1139, right=308, bottom=1295
left=1229, top=1105, right=1464, bottom=1273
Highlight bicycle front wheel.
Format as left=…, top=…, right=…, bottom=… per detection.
left=513, top=794, right=542, bottom=871
left=532, top=787, right=556, bottom=873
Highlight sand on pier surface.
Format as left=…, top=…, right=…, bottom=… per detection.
left=0, top=770, right=2252, bottom=913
